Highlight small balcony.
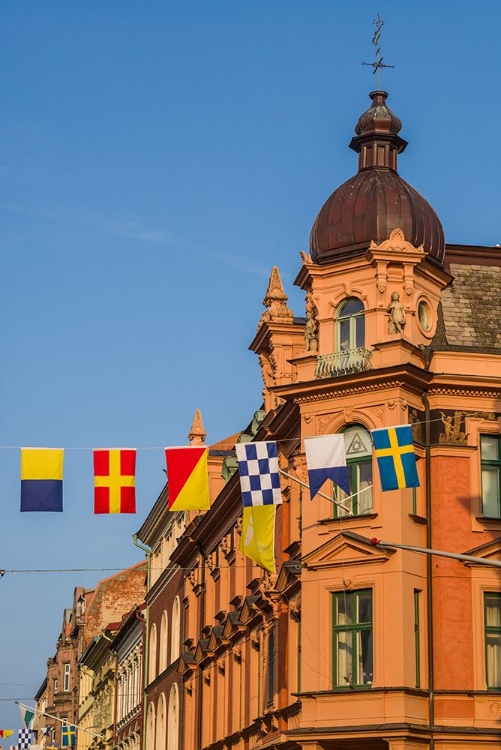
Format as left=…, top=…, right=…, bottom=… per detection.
left=315, top=347, right=373, bottom=378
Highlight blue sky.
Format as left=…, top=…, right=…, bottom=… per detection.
left=1, top=0, right=500, bottom=733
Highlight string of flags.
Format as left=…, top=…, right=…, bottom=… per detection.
left=14, top=426, right=418, bottom=572
left=9, top=705, right=75, bottom=750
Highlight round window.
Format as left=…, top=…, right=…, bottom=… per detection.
left=417, top=300, right=431, bottom=331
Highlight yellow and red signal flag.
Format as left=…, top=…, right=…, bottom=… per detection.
left=165, top=446, right=210, bottom=511
left=93, top=449, right=136, bottom=514
left=0, top=730, right=13, bottom=738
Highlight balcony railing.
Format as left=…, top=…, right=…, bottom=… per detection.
left=315, top=347, right=373, bottom=378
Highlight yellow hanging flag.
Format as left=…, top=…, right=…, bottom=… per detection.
left=239, top=505, right=276, bottom=573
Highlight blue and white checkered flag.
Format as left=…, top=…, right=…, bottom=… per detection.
left=235, top=441, right=283, bottom=507
left=17, top=728, right=32, bottom=750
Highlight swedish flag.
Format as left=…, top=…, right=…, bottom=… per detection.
left=61, top=724, right=76, bottom=747
left=372, top=425, right=419, bottom=491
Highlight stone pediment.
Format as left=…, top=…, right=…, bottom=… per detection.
left=463, top=536, right=501, bottom=568
left=177, top=651, right=196, bottom=675
left=222, top=610, right=243, bottom=639
left=302, top=531, right=395, bottom=571
left=368, top=227, right=425, bottom=256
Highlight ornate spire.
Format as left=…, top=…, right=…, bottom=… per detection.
left=258, top=266, right=294, bottom=327
left=188, top=409, right=206, bottom=445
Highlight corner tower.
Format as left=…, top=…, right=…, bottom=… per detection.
left=295, top=90, right=451, bottom=381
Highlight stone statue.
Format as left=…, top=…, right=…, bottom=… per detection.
left=387, top=291, right=406, bottom=334
left=304, top=292, right=318, bottom=351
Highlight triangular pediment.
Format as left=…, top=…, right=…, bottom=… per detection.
left=177, top=651, right=196, bottom=675
left=222, top=611, right=241, bottom=639
left=302, top=531, right=395, bottom=570
left=463, top=536, right=501, bottom=568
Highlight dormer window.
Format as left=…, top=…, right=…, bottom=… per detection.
left=336, top=298, right=364, bottom=351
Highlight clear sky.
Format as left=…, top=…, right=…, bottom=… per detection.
left=1, top=0, right=500, bottom=733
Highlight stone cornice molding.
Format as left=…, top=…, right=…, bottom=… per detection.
left=285, top=377, right=425, bottom=404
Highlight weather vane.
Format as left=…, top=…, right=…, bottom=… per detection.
left=362, top=14, right=395, bottom=90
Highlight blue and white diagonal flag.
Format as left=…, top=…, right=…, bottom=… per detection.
left=18, top=728, right=33, bottom=750
left=235, top=441, right=283, bottom=507
left=304, top=434, right=351, bottom=500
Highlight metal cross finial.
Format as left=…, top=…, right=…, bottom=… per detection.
left=362, top=14, right=395, bottom=90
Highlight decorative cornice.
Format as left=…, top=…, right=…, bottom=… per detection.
left=288, top=377, right=425, bottom=404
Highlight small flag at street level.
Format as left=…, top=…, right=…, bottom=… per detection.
left=239, top=505, right=276, bottom=573
left=93, top=449, right=136, bottom=514
left=17, top=728, right=32, bottom=750
left=304, top=434, right=351, bottom=500
left=372, top=424, right=420, bottom=491
left=61, top=725, right=75, bottom=747
left=235, top=441, right=283, bottom=507
left=18, top=706, right=34, bottom=730
left=20, top=449, right=64, bottom=512
left=165, top=446, right=210, bottom=511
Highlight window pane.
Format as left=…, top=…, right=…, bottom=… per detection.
left=336, top=594, right=353, bottom=626
left=482, top=467, right=500, bottom=517
left=339, top=319, right=351, bottom=351
left=355, top=316, right=365, bottom=348
left=358, top=629, right=373, bottom=684
left=357, top=461, right=373, bottom=513
left=482, top=437, right=499, bottom=461
left=486, top=633, right=501, bottom=687
left=486, top=595, right=501, bottom=627
left=358, top=592, right=372, bottom=623
left=336, top=631, right=353, bottom=686
left=340, top=299, right=363, bottom=316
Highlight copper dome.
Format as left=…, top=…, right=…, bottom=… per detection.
left=310, top=91, right=445, bottom=266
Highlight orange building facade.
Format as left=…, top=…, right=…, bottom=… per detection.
left=161, top=88, right=501, bottom=750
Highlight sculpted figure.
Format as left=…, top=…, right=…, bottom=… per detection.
left=304, top=291, right=319, bottom=351
left=387, top=291, right=406, bottom=334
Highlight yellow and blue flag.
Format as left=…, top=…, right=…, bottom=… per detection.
left=20, top=448, right=64, bottom=512
left=372, top=425, right=419, bottom=491
left=61, top=724, right=76, bottom=747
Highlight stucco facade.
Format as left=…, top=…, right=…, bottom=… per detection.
left=167, top=89, right=501, bottom=750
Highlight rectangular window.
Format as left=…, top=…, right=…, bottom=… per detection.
left=53, top=679, right=58, bottom=695
left=333, top=589, right=373, bottom=688
left=63, top=663, right=70, bottom=692
left=485, top=593, right=501, bottom=688
left=414, top=590, right=421, bottom=688
left=481, top=436, right=501, bottom=517
left=266, top=627, right=275, bottom=705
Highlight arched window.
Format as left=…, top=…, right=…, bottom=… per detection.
left=335, top=425, right=373, bottom=516
left=167, top=683, right=179, bottom=750
left=159, top=611, right=168, bottom=673
left=170, top=597, right=180, bottom=663
left=336, top=298, right=364, bottom=351
left=146, top=701, right=156, bottom=750
left=149, top=624, right=157, bottom=683
left=156, top=693, right=167, bottom=750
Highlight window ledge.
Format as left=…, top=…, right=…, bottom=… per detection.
left=476, top=516, right=501, bottom=524
left=409, top=513, right=427, bottom=525
left=319, top=513, right=378, bottom=525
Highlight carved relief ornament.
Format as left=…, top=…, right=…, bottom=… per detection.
left=369, top=227, right=425, bottom=255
